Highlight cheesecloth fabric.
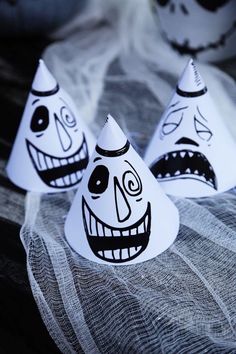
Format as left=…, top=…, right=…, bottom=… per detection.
left=16, top=0, right=236, bottom=353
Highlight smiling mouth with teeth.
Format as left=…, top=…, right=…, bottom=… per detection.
left=26, top=134, right=89, bottom=188
left=82, top=197, right=151, bottom=263
left=150, top=149, right=217, bottom=190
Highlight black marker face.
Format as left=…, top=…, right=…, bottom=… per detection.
left=152, top=102, right=217, bottom=190
left=26, top=134, right=89, bottom=188
left=26, top=96, right=89, bottom=188
left=82, top=197, right=151, bottom=263
left=82, top=155, right=151, bottom=263
left=155, top=0, right=235, bottom=58
left=150, top=149, right=217, bottom=189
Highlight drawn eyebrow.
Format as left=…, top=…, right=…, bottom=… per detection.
left=32, top=98, right=40, bottom=105
left=168, top=101, right=180, bottom=109
left=93, top=157, right=102, bottom=163
left=166, top=105, right=188, bottom=119
left=197, top=106, right=207, bottom=122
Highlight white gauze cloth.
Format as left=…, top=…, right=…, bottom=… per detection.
left=19, top=0, right=236, bottom=353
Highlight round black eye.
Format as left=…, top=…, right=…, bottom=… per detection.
left=60, top=106, right=76, bottom=128
left=88, top=165, right=109, bottom=194
left=30, top=106, right=49, bottom=133
left=156, top=0, right=170, bottom=6
left=196, top=0, right=229, bottom=12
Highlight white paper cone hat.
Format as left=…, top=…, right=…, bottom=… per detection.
left=6, top=59, right=96, bottom=192
left=65, top=115, right=179, bottom=265
left=145, top=59, right=236, bottom=198
left=154, top=0, right=236, bottom=62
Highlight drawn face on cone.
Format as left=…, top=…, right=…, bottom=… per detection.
left=150, top=100, right=216, bottom=190
left=26, top=94, right=88, bottom=189
left=65, top=116, right=179, bottom=265
left=154, top=0, right=236, bottom=61
left=6, top=60, right=95, bottom=192
left=145, top=59, right=236, bottom=197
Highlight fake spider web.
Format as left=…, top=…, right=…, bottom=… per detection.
left=18, top=0, right=236, bottom=352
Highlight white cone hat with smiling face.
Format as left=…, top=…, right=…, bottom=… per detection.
left=65, top=115, right=179, bottom=265
left=145, top=59, right=236, bottom=198
left=6, top=59, right=95, bottom=192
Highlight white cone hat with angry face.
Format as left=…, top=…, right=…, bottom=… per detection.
left=6, top=59, right=95, bottom=192
left=65, top=115, right=179, bottom=265
left=145, top=59, right=236, bottom=198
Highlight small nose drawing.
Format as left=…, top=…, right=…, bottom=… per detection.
left=114, top=177, right=131, bottom=223
left=54, top=113, right=72, bottom=152
left=175, top=137, right=199, bottom=147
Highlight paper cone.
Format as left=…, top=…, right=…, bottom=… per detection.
left=6, top=59, right=95, bottom=192
left=145, top=59, right=236, bottom=197
left=154, top=0, right=236, bottom=62
left=65, top=115, right=179, bottom=265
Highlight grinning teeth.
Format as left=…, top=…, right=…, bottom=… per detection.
left=98, top=246, right=143, bottom=261
left=104, top=226, right=112, bottom=237
left=122, top=230, right=129, bottom=236
left=129, top=247, right=137, bottom=257
left=145, top=215, right=149, bottom=232
left=60, top=159, right=67, bottom=166
left=188, top=152, right=193, bottom=158
left=63, top=175, right=70, bottom=186
left=130, top=228, right=136, bottom=235
left=138, top=222, right=144, bottom=234
left=45, top=156, right=53, bottom=169
left=165, top=154, right=168, bottom=161
left=97, top=222, right=104, bottom=236
left=84, top=205, right=91, bottom=233
left=194, top=170, right=198, bottom=174
left=121, top=248, right=129, bottom=260
left=103, top=250, right=113, bottom=260
left=30, top=146, right=41, bottom=170
left=75, top=154, right=79, bottom=162
left=113, top=249, right=121, bottom=260
left=175, top=170, right=180, bottom=175
left=137, top=246, right=142, bottom=253
left=52, top=158, right=60, bottom=168
left=38, top=151, right=46, bottom=170
left=76, top=171, right=82, bottom=181
left=56, top=177, right=64, bottom=187
left=80, top=149, right=85, bottom=159
left=172, top=153, right=177, bottom=158
left=71, top=173, right=77, bottom=184
left=90, top=215, right=97, bottom=235
left=185, top=168, right=191, bottom=173
left=165, top=173, right=171, bottom=177
left=180, top=152, right=185, bottom=158
left=51, top=181, right=56, bottom=186
left=113, top=230, right=120, bottom=237
left=157, top=174, right=162, bottom=178
left=68, top=157, right=74, bottom=164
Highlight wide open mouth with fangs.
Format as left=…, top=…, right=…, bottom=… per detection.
left=82, top=197, right=151, bottom=263
left=26, top=134, right=89, bottom=188
left=150, top=149, right=217, bottom=190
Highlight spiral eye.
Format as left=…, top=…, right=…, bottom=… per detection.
left=60, top=106, right=76, bottom=128
left=30, top=106, right=49, bottom=133
left=88, top=165, right=109, bottom=195
left=122, top=161, right=142, bottom=197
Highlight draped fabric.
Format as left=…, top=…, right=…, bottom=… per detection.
left=4, top=0, right=236, bottom=353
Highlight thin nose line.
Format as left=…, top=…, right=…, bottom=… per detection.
left=114, top=177, right=131, bottom=223
left=54, top=113, right=72, bottom=152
